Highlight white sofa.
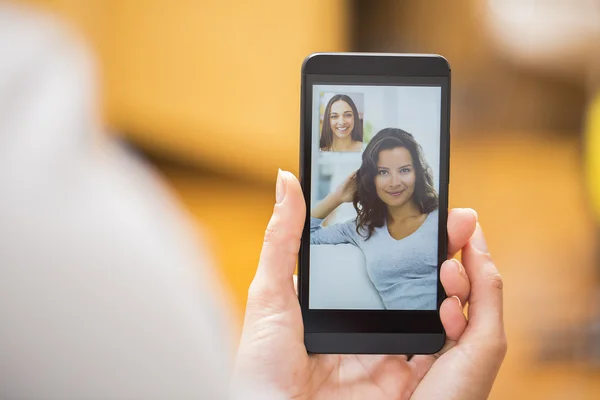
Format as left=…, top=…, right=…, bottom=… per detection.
left=309, top=244, right=385, bottom=309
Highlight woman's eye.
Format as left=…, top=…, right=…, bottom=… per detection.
left=344, top=113, right=353, bottom=118
left=378, top=170, right=388, bottom=175
left=400, top=168, right=411, bottom=174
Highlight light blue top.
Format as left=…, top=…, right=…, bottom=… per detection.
left=310, top=209, right=439, bottom=310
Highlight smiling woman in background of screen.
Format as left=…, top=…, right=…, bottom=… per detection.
left=310, top=128, right=439, bottom=310
left=320, top=94, right=364, bottom=152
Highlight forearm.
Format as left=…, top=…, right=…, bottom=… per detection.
left=310, top=194, right=342, bottom=219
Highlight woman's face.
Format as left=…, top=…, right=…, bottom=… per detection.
left=329, top=100, right=355, bottom=140
left=374, top=146, right=416, bottom=208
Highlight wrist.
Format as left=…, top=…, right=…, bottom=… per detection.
left=327, top=193, right=343, bottom=207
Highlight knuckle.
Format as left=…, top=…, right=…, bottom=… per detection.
left=263, top=213, right=302, bottom=250
left=487, top=271, right=504, bottom=291
left=263, top=210, right=282, bottom=244
left=466, top=332, right=508, bottom=363
left=246, top=281, right=287, bottom=315
left=491, top=333, right=508, bottom=358
left=263, top=218, right=278, bottom=244
left=246, top=281, right=263, bottom=302
left=247, top=282, right=272, bottom=307
left=264, top=228, right=301, bottom=256
left=478, top=251, right=494, bottom=263
left=247, top=280, right=271, bottom=301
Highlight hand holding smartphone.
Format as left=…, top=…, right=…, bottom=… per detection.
left=298, top=53, right=451, bottom=354
left=233, top=53, right=506, bottom=400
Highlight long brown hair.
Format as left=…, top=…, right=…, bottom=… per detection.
left=353, top=128, right=438, bottom=239
left=320, top=94, right=363, bottom=150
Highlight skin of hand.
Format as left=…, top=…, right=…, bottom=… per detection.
left=310, top=171, right=357, bottom=220
left=333, top=170, right=357, bottom=203
left=233, top=170, right=507, bottom=400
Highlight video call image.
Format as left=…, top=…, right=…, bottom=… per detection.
left=309, top=84, right=442, bottom=310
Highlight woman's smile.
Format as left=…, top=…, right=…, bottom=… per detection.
left=386, top=189, right=406, bottom=197
left=334, top=125, right=350, bottom=136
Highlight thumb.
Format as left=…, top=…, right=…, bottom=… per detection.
left=250, top=170, right=306, bottom=301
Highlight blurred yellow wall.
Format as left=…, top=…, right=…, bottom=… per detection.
left=21, top=0, right=349, bottom=182
left=17, top=0, right=350, bottom=319
left=586, top=93, right=600, bottom=221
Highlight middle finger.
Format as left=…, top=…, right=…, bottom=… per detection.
left=440, top=258, right=470, bottom=306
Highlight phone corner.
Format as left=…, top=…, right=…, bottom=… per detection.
left=303, top=332, right=319, bottom=354
left=417, top=332, right=447, bottom=355
left=301, top=52, right=339, bottom=74
left=433, top=54, right=452, bottom=74
left=432, top=332, right=447, bottom=353
left=301, top=53, right=321, bottom=74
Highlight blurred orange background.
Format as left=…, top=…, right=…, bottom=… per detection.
left=16, top=0, right=600, bottom=398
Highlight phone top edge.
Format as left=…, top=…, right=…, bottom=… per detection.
left=304, top=51, right=448, bottom=59
left=302, top=52, right=450, bottom=76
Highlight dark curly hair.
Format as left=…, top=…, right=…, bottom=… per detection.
left=320, top=94, right=363, bottom=151
left=353, top=128, right=438, bottom=239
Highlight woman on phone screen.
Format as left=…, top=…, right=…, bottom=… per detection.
left=311, top=128, right=439, bottom=309
left=320, top=94, right=364, bottom=152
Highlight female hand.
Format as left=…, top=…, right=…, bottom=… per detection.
left=233, top=170, right=507, bottom=400
left=333, top=170, right=357, bottom=203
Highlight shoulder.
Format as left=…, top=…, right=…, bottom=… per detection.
left=340, top=217, right=360, bottom=231
left=340, top=218, right=368, bottom=240
left=424, top=209, right=439, bottom=227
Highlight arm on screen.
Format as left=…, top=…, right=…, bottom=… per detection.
left=310, top=217, right=359, bottom=245
left=311, top=170, right=357, bottom=219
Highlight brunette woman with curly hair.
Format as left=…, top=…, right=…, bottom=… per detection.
left=310, top=128, right=439, bottom=309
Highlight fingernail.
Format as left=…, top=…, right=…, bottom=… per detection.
left=468, top=208, right=478, bottom=221
left=471, top=223, right=489, bottom=253
left=452, top=258, right=464, bottom=275
left=452, top=295, right=462, bottom=308
left=276, top=169, right=286, bottom=204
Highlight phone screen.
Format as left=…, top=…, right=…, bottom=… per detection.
left=306, top=78, right=445, bottom=313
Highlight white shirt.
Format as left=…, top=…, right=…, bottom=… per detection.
left=0, top=4, right=232, bottom=398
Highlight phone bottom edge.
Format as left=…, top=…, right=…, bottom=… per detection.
left=305, top=332, right=446, bottom=355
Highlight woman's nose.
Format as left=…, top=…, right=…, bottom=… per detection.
left=390, top=173, right=402, bottom=187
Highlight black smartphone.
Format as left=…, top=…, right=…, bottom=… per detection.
left=298, top=53, right=450, bottom=354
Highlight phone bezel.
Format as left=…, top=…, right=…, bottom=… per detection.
left=298, top=53, right=451, bottom=354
